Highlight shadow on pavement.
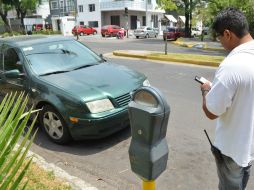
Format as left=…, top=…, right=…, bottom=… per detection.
left=32, top=124, right=131, bottom=156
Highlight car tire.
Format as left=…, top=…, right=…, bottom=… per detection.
left=102, top=34, right=105, bottom=37
left=155, top=34, right=157, bottom=38
left=136, top=36, right=139, bottom=39
left=39, top=105, right=72, bottom=144
left=80, top=32, right=84, bottom=36
left=146, top=34, right=149, bottom=38
left=93, top=31, right=97, bottom=35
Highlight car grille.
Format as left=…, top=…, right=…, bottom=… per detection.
left=115, top=93, right=131, bottom=107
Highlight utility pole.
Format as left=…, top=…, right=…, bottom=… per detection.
left=146, top=0, right=148, bottom=26
left=73, top=0, right=79, bottom=40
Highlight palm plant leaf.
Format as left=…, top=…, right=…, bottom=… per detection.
left=0, top=92, right=39, bottom=189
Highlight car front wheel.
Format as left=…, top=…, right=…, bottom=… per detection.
left=39, top=105, right=72, bottom=144
left=80, top=32, right=84, bottom=36
left=93, top=31, right=97, bottom=35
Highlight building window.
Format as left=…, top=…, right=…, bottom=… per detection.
left=142, top=16, right=146, bottom=26
left=60, top=1, right=64, bottom=8
left=111, top=16, right=120, bottom=26
left=51, top=1, right=58, bottom=10
left=148, top=0, right=151, bottom=4
left=89, top=4, right=95, bottom=12
left=88, top=21, right=99, bottom=28
left=80, top=21, right=84, bottom=25
left=79, top=5, right=83, bottom=12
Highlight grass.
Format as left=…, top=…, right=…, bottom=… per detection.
left=148, top=53, right=225, bottom=67
left=19, top=162, right=72, bottom=190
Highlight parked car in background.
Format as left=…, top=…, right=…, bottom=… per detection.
left=163, top=27, right=185, bottom=41
left=101, top=25, right=126, bottom=37
left=0, top=36, right=149, bottom=144
left=72, top=25, right=97, bottom=36
left=33, top=24, right=43, bottom=31
left=134, top=26, right=158, bottom=39
left=191, top=28, right=202, bottom=37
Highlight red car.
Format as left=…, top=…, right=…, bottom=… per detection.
left=72, top=26, right=97, bottom=36
left=101, top=25, right=126, bottom=37
left=163, top=27, right=185, bottom=41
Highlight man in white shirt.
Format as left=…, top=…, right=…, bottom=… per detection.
left=200, top=7, right=254, bottom=190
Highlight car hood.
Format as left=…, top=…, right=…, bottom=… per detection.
left=39, top=63, right=145, bottom=100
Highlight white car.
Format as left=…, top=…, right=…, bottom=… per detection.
left=134, top=26, right=157, bottom=39
left=191, top=28, right=202, bottom=37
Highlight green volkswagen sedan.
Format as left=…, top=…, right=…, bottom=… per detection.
left=0, top=36, right=149, bottom=144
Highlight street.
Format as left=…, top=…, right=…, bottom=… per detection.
left=30, top=36, right=253, bottom=190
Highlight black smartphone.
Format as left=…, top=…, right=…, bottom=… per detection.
left=195, top=76, right=207, bottom=84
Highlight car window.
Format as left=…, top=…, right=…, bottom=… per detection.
left=3, top=47, right=22, bottom=72
left=113, top=26, right=120, bottom=29
left=167, top=28, right=175, bottom=32
left=23, top=40, right=102, bottom=76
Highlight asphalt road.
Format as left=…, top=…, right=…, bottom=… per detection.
left=30, top=35, right=253, bottom=190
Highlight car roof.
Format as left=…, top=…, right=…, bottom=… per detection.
left=0, top=35, right=73, bottom=48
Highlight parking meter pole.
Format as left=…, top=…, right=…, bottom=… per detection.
left=143, top=180, right=155, bottom=190
left=165, top=39, right=167, bottom=55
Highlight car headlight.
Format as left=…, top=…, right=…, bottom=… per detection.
left=143, top=79, right=150, bottom=86
left=86, top=99, right=114, bottom=113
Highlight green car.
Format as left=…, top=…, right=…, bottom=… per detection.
left=0, top=36, right=149, bottom=144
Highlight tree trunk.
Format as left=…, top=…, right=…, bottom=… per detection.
left=20, top=10, right=27, bottom=33
left=189, top=0, right=192, bottom=38
left=184, top=1, right=190, bottom=38
left=0, top=11, right=11, bottom=33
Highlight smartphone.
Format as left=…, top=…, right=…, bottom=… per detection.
left=195, top=76, right=209, bottom=84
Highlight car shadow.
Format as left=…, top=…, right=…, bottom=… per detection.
left=32, top=124, right=131, bottom=156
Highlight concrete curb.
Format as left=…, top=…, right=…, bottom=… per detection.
left=113, top=51, right=221, bottom=67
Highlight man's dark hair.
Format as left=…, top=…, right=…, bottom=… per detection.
left=212, top=7, right=249, bottom=38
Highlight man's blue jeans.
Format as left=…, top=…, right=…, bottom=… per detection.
left=212, top=147, right=252, bottom=190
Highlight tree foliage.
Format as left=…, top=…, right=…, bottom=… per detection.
left=208, top=0, right=254, bottom=36
left=1, top=0, right=41, bottom=32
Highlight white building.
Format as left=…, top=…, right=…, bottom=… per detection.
left=76, top=0, right=165, bottom=34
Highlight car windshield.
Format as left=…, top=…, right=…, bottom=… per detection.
left=167, top=28, right=175, bottom=32
left=23, top=40, right=102, bottom=76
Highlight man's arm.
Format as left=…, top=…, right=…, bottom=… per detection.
left=201, top=83, right=218, bottom=120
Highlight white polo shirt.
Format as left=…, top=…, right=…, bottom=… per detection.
left=206, top=40, right=254, bottom=167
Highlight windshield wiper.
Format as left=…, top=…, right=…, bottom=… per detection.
left=39, top=70, right=70, bottom=76
left=72, top=64, right=97, bottom=71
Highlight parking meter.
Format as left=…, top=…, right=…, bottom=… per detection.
left=128, top=86, right=170, bottom=181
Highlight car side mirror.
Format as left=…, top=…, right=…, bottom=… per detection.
left=5, top=69, right=25, bottom=78
left=99, top=54, right=107, bottom=62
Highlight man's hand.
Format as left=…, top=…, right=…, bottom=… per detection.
left=201, top=82, right=218, bottom=120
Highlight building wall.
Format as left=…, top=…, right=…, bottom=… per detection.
left=36, top=0, right=50, bottom=20
left=76, top=0, right=165, bottom=34
left=76, top=0, right=101, bottom=29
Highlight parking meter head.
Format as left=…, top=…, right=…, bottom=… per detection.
left=128, top=86, right=170, bottom=180
left=128, top=86, right=170, bottom=144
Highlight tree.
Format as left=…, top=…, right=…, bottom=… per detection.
left=156, top=0, right=177, bottom=10
left=2, top=0, right=41, bottom=32
left=207, top=0, right=254, bottom=36
left=0, top=1, right=12, bottom=33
